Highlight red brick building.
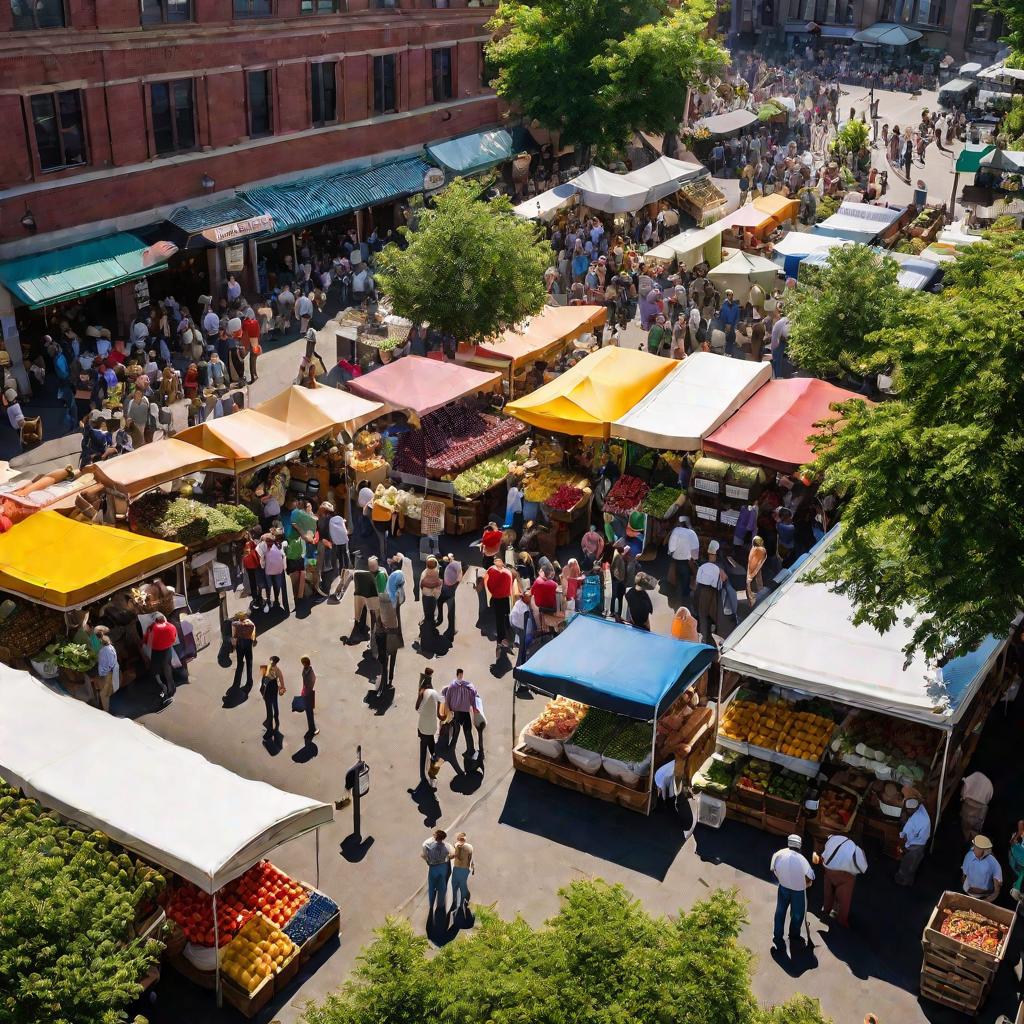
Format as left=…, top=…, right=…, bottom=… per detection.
left=0, top=0, right=503, bottom=376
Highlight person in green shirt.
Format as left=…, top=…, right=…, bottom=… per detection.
left=285, top=527, right=307, bottom=603
left=647, top=314, right=668, bottom=356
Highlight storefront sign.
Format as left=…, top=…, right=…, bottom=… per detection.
left=201, top=215, right=275, bottom=245
left=133, top=277, right=150, bottom=308
left=423, top=167, right=447, bottom=192
left=224, top=243, right=245, bottom=273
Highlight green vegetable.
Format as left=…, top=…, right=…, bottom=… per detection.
left=603, top=721, right=653, bottom=762
left=640, top=484, right=682, bottom=519
left=452, top=449, right=519, bottom=498
left=45, top=640, right=97, bottom=673
left=569, top=708, right=619, bottom=753
left=216, top=503, right=257, bottom=529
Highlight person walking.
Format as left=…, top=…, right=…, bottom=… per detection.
left=479, top=521, right=504, bottom=575
left=419, top=556, right=443, bottom=632
left=231, top=610, right=257, bottom=689
left=441, top=669, right=479, bottom=759
left=415, top=669, right=442, bottom=788
left=264, top=535, right=289, bottom=613
left=261, top=655, right=285, bottom=735
left=472, top=693, right=487, bottom=764
left=373, top=591, right=402, bottom=694
left=450, top=832, right=475, bottom=916
left=509, top=589, right=534, bottom=667
left=667, top=515, right=698, bottom=607
left=610, top=544, right=635, bottom=622
left=960, top=770, right=994, bottom=842
left=894, top=795, right=931, bottom=886
left=814, top=834, right=867, bottom=928
left=144, top=612, right=178, bottom=705
left=695, top=540, right=727, bottom=644
left=300, top=656, right=318, bottom=739
left=421, top=828, right=453, bottom=919
left=771, top=834, right=815, bottom=949
left=484, top=557, right=514, bottom=654
left=90, top=627, right=119, bottom=713
left=285, top=526, right=307, bottom=605
left=436, top=554, right=462, bottom=634
left=746, top=536, right=768, bottom=605
left=962, top=835, right=1002, bottom=902
left=624, top=572, right=655, bottom=631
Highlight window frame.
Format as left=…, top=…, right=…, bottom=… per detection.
left=10, top=0, right=66, bottom=30
left=431, top=47, right=453, bottom=103
left=29, top=89, right=87, bottom=173
left=233, top=0, right=273, bottom=18
left=246, top=69, right=274, bottom=138
left=300, top=0, right=339, bottom=11
left=149, top=79, right=198, bottom=157
left=373, top=53, right=398, bottom=115
left=310, top=61, right=338, bottom=127
left=140, top=0, right=191, bottom=25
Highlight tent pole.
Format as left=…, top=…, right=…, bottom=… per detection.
left=931, top=729, right=952, bottom=853
left=511, top=675, right=518, bottom=750
left=948, top=170, right=959, bottom=219
left=213, top=891, right=222, bottom=1007
left=315, top=827, right=321, bottom=889
left=647, top=701, right=660, bottom=816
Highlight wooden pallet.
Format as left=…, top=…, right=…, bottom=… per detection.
left=513, top=745, right=650, bottom=813
left=923, top=938, right=998, bottom=985
left=919, top=972, right=988, bottom=1015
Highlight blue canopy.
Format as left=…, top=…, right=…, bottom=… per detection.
left=514, top=616, right=716, bottom=719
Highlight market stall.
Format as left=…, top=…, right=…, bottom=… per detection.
left=92, top=439, right=230, bottom=504
left=646, top=223, right=725, bottom=268
left=0, top=466, right=103, bottom=525
left=512, top=615, right=717, bottom=814
left=694, top=108, right=760, bottom=139
left=772, top=231, right=853, bottom=278
left=813, top=201, right=905, bottom=245
left=706, top=250, right=781, bottom=301
left=677, top=176, right=728, bottom=226
left=0, top=666, right=336, bottom=1016
left=619, top=155, right=706, bottom=204
left=707, top=529, right=1009, bottom=851
left=751, top=192, right=799, bottom=228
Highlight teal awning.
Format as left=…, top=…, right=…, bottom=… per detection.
left=956, top=144, right=995, bottom=174
left=240, top=157, right=431, bottom=235
left=426, top=129, right=513, bottom=176
left=0, top=232, right=172, bottom=309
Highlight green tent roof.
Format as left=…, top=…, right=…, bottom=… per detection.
left=425, top=130, right=513, bottom=176
left=0, top=232, right=171, bottom=309
left=240, top=157, right=430, bottom=235
left=956, top=144, right=995, bottom=174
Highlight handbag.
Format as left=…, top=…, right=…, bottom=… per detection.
left=291, top=694, right=306, bottom=713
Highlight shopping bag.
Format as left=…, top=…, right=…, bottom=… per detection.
left=291, top=695, right=306, bottom=713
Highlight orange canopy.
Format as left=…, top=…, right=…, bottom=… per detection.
left=473, top=305, right=607, bottom=367
left=91, top=439, right=229, bottom=498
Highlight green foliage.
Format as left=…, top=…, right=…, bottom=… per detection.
left=376, top=179, right=549, bottom=345
left=830, top=118, right=869, bottom=159
left=486, top=0, right=729, bottom=158
left=0, top=782, right=162, bottom=1024
left=786, top=244, right=906, bottom=377
left=983, top=0, right=1024, bottom=63
left=1000, top=96, right=1024, bottom=148
left=803, top=232, right=1024, bottom=660
left=814, top=194, right=841, bottom=222
left=45, top=639, right=98, bottom=672
left=302, top=880, right=830, bottom=1024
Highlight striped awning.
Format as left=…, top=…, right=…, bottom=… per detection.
left=240, top=157, right=430, bottom=235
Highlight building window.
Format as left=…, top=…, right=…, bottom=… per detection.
left=431, top=48, right=453, bottom=103
left=311, top=62, right=337, bottom=126
left=969, top=7, right=1004, bottom=41
left=10, top=0, right=65, bottom=29
left=31, top=90, right=85, bottom=171
left=480, top=44, right=496, bottom=90
left=141, top=0, right=190, bottom=23
left=233, top=0, right=271, bottom=16
left=247, top=70, right=273, bottom=137
left=374, top=0, right=396, bottom=6
left=301, top=0, right=338, bottom=10
left=373, top=54, right=397, bottom=114
left=151, top=80, right=196, bottom=156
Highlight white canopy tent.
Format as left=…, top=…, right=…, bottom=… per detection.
left=980, top=148, right=1024, bottom=172
left=694, top=108, right=760, bottom=138
left=814, top=200, right=904, bottom=243
left=570, top=166, right=651, bottom=214
left=646, top=223, right=726, bottom=267
left=0, top=667, right=333, bottom=893
left=620, top=155, right=705, bottom=204
left=513, top=182, right=578, bottom=221
left=611, top=352, right=770, bottom=450
left=852, top=22, right=922, bottom=45
left=979, top=61, right=1024, bottom=83
left=706, top=250, right=780, bottom=301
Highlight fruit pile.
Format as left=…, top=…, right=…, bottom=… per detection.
left=545, top=485, right=585, bottom=512
left=284, top=891, right=340, bottom=946
left=940, top=909, right=1005, bottom=953
left=220, top=913, right=296, bottom=992
left=602, top=475, right=649, bottom=515
left=767, top=769, right=808, bottom=804
left=693, top=755, right=738, bottom=797
left=130, top=493, right=255, bottom=546
left=164, top=861, right=308, bottom=947
left=452, top=449, right=520, bottom=499
left=640, top=484, right=682, bottom=519
left=720, top=697, right=833, bottom=763
left=0, top=604, right=63, bottom=658
left=817, top=787, right=857, bottom=830
left=523, top=467, right=581, bottom=503
left=834, top=711, right=935, bottom=768
left=529, top=697, right=588, bottom=740
left=568, top=707, right=620, bottom=753
left=736, top=758, right=773, bottom=794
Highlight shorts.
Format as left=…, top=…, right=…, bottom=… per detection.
left=287, top=558, right=304, bottom=573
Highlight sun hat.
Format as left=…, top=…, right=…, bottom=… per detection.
left=973, top=835, right=993, bottom=851
left=787, top=834, right=802, bottom=849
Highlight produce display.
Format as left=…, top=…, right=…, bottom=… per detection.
left=816, top=787, right=858, bottom=830
left=940, top=909, right=1006, bottom=954
left=216, top=503, right=257, bottom=530
left=451, top=449, right=520, bottom=499
left=640, top=484, right=682, bottom=519
left=0, top=603, right=63, bottom=658
left=693, top=755, right=738, bottom=797
left=220, top=913, right=297, bottom=992
left=603, top=720, right=654, bottom=763
left=545, top=485, right=586, bottom=512
left=602, top=475, right=650, bottom=516
left=567, top=707, right=620, bottom=753
left=736, top=758, right=773, bottom=794
left=164, top=860, right=308, bottom=947
left=523, top=466, right=582, bottom=503
left=44, top=639, right=97, bottom=672
left=130, top=492, right=254, bottom=545
left=283, top=891, right=340, bottom=946
left=529, top=696, right=588, bottom=740
left=369, top=485, right=423, bottom=518
left=720, top=696, right=834, bottom=763
left=833, top=710, right=935, bottom=777
left=766, top=769, right=808, bottom=804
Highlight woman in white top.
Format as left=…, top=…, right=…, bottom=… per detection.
left=415, top=669, right=443, bottom=788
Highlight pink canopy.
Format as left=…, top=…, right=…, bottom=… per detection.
left=703, top=378, right=865, bottom=472
left=346, top=355, right=501, bottom=419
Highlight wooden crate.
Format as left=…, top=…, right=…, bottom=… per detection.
left=922, top=941, right=995, bottom=988
left=725, top=800, right=764, bottom=830
left=919, top=970, right=989, bottom=1014
left=734, top=784, right=764, bottom=811
left=220, top=969, right=275, bottom=1019
left=922, top=891, right=1016, bottom=968
left=763, top=810, right=804, bottom=838
left=513, top=744, right=651, bottom=814
left=297, top=909, right=341, bottom=964
left=275, top=943, right=302, bottom=988
left=765, top=792, right=805, bottom=819
left=163, top=946, right=217, bottom=990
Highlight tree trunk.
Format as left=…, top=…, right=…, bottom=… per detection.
left=578, top=143, right=593, bottom=170
left=662, top=131, right=680, bottom=158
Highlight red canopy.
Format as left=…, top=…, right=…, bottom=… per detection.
left=702, top=378, right=864, bottom=472
left=345, top=355, right=501, bottom=420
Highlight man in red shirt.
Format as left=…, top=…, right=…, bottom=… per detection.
left=479, top=521, right=504, bottom=575
left=484, top=558, right=514, bottom=654
left=531, top=567, right=558, bottom=613
left=144, top=612, right=178, bottom=704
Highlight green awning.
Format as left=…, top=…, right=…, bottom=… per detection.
left=0, top=232, right=172, bottom=309
left=426, top=130, right=513, bottom=176
left=956, top=144, right=995, bottom=174
left=240, top=157, right=431, bottom=236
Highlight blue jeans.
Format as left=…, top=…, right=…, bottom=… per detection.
left=774, top=886, right=806, bottom=943
left=427, top=862, right=449, bottom=911
left=451, top=866, right=471, bottom=908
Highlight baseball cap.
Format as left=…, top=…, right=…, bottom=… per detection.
left=707, top=540, right=720, bottom=554
left=787, top=834, right=802, bottom=849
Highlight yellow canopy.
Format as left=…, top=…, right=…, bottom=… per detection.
left=505, top=347, right=676, bottom=439
left=91, top=439, right=229, bottom=499
left=253, top=385, right=382, bottom=435
left=0, top=511, right=186, bottom=609
left=474, top=305, right=608, bottom=368
left=753, top=192, right=799, bottom=225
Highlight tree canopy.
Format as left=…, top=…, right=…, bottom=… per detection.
left=982, top=0, right=1024, bottom=65
left=797, top=233, right=1024, bottom=661
left=485, top=0, right=729, bottom=159
left=375, top=178, right=549, bottom=345
left=302, top=880, right=830, bottom=1024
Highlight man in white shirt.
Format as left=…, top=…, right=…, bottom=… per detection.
left=816, top=834, right=867, bottom=928
left=356, top=481, right=375, bottom=550
left=667, top=515, right=699, bottom=606
left=960, top=770, right=994, bottom=841
left=295, top=291, right=314, bottom=336
left=771, top=834, right=814, bottom=947
left=695, top=540, right=727, bottom=643
left=688, top=302, right=702, bottom=350
left=895, top=797, right=931, bottom=886
left=508, top=590, right=533, bottom=669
